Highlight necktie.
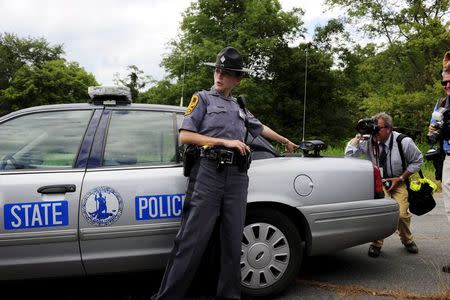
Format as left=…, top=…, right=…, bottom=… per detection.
left=379, top=143, right=387, bottom=177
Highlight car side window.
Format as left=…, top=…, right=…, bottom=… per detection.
left=103, top=110, right=177, bottom=166
left=0, top=110, right=92, bottom=170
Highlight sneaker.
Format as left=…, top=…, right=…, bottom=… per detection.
left=442, top=265, right=450, bottom=273
left=404, top=241, right=418, bottom=254
left=368, top=245, right=381, bottom=258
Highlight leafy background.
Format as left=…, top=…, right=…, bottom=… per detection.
left=1, top=0, right=449, bottom=185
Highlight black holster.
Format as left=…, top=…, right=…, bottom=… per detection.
left=236, top=151, right=252, bottom=172
left=183, top=145, right=200, bottom=177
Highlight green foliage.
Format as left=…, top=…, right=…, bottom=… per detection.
left=139, top=78, right=184, bottom=105
left=146, top=0, right=357, bottom=143
left=321, top=0, right=450, bottom=146
left=0, top=32, right=64, bottom=91
left=0, top=32, right=97, bottom=115
left=0, top=60, right=97, bottom=112
left=113, top=65, right=153, bottom=102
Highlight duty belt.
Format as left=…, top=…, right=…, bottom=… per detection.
left=200, top=147, right=236, bottom=165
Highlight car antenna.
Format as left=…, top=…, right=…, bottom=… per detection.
left=302, top=46, right=308, bottom=142
left=179, top=55, right=187, bottom=107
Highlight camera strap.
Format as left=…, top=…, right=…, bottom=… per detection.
left=396, top=134, right=406, bottom=173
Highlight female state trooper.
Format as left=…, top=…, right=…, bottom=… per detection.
left=152, top=47, right=298, bottom=300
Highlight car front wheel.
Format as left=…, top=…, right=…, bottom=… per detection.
left=241, top=208, right=303, bottom=297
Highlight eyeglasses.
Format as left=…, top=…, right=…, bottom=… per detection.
left=215, top=68, right=241, bottom=78
left=441, top=80, right=450, bottom=86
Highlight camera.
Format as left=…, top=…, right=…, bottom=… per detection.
left=356, top=118, right=380, bottom=135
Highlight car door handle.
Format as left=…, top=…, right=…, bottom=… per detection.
left=38, top=184, right=76, bottom=194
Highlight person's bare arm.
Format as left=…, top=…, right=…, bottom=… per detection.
left=261, top=125, right=299, bottom=153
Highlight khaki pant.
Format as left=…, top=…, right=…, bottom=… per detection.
left=372, top=182, right=413, bottom=247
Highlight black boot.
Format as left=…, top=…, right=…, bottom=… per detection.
left=404, top=241, right=418, bottom=254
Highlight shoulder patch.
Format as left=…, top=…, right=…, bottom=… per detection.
left=185, top=95, right=199, bottom=116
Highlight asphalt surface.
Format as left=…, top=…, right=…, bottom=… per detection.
left=267, top=192, right=450, bottom=300
left=3, top=194, right=450, bottom=300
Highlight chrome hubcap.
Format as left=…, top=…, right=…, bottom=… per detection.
left=241, top=222, right=290, bottom=289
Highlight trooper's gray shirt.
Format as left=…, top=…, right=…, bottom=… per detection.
left=180, top=87, right=263, bottom=140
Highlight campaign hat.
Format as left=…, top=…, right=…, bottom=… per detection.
left=203, top=47, right=252, bottom=73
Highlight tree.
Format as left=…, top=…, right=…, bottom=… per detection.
left=0, top=60, right=97, bottom=114
left=145, top=0, right=355, bottom=142
left=113, top=65, right=153, bottom=102
left=325, top=0, right=450, bottom=88
left=0, top=33, right=98, bottom=116
left=320, top=0, right=450, bottom=139
left=0, top=32, right=64, bottom=90
left=161, top=0, right=304, bottom=85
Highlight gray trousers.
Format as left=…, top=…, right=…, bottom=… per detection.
left=154, top=158, right=249, bottom=300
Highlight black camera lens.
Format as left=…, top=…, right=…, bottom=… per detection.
left=356, top=118, right=379, bottom=135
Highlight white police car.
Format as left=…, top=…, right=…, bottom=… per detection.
left=0, top=86, right=399, bottom=297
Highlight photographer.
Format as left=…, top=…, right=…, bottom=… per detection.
left=345, top=112, right=423, bottom=258
left=429, top=51, right=450, bottom=273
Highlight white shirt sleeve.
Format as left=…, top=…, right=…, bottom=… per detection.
left=345, top=139, right=369, bottom=158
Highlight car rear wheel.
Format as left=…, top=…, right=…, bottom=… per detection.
left=241, top=208, right=303, bottom=297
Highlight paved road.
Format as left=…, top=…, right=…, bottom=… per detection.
left=267, top=192, right=450, bottom=300
left=3, top=194, right=450, bottom=300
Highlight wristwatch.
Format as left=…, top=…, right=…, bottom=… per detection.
left=399, top=175, right=405, bottom=182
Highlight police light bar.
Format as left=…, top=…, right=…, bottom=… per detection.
left=88, top=86, right=132, bottom=105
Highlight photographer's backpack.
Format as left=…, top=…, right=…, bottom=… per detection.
left=397, top=134, right=436, bottom=216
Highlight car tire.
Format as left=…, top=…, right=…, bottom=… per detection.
left=241, top=208, right=303, bottom=297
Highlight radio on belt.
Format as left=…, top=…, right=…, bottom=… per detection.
left=88, top=86, right=132, bottom=105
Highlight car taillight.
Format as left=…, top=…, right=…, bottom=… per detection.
left=373, top=165, right=384, bottom=199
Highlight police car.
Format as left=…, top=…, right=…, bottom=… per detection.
left=0, top=86, right=399, bottom=297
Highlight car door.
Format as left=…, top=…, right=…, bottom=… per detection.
left=0, top=109, right=94, bottom=280
left=79, top=108, right=187, bottom=274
